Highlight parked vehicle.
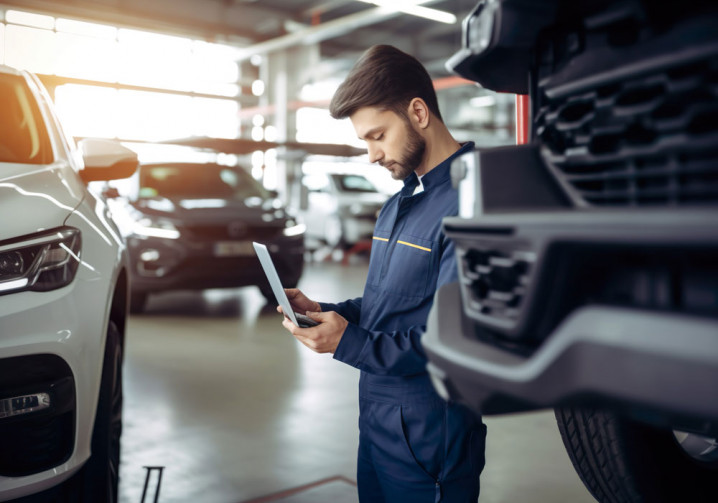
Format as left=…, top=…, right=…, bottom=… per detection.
left=105, top=161, right=306, bottom=313
left=0, top=65, right=138, bottom=501
left=299, top=170, right=388, bottom=249
left=423, top=1, right=718, bottom=501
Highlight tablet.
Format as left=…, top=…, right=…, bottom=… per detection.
left=253, top=242, right=319, bottom=328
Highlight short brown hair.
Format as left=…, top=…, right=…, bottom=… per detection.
left=329, top=44, right=443, bottom=122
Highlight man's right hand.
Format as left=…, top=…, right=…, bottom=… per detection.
left=280, top=288, right=321, bottom=315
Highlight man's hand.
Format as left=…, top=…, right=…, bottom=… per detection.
left=279, top=288, right=321, bottom=315
left=282, top=311, right=348, bottom=354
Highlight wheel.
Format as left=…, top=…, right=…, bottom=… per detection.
left=60, top=321, right=123, bottom=502
left=259, top=284, right=277, bottom=304
left=129, top=291, right=147, bottom=314
left=259, top=278, right=298, bottom=305
left=323, top=215, right=344, bottom=248
left=555, top=407, right=718, bottom=503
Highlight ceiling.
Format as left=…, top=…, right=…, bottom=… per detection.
left=0, top=0, right=479, bottom=79
left=0, top=0, right=511, bottom=147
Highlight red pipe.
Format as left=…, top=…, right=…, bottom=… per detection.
left=516, top=94, right=529, bottom=144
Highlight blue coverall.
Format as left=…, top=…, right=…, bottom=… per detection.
left=319, top=142, right=487, bottom=503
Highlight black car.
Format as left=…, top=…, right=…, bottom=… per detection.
left=109, top=162, right=306, bottom=313
left=424, top=1, right=718, bottom=502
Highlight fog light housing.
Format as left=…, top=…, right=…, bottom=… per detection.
left=0, top=392, right=50, bottom=419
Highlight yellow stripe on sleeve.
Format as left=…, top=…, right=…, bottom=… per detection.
left=372, top=236, right=389, bottom=242
left=397, top=240, right=431, bottom=252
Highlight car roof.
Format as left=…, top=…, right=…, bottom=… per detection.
left=0, top=64, right=24, bottom=76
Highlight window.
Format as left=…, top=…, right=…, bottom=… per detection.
left=0, top=74, right=52, bottom=164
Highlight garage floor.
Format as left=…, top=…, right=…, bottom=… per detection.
left=119, top=259, right=596, bottom=503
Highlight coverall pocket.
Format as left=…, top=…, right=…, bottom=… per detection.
left=362, top=399, right=443, bottom=484
left=398, top=402, right=447, bottom=482
left=384, top=234, right=436, bottom=298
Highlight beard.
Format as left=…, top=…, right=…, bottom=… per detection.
left=384, top=123, right=426, bottom=181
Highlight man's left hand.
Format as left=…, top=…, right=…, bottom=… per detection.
left=281, top=311, right=348, bottom=354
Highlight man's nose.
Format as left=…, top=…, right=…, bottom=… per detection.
left=367, top=144, right=383, bottom=164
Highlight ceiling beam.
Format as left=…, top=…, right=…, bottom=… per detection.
left=234, top=5, right=415, bottom=61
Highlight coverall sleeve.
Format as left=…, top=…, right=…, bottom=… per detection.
left=333, top=322, right=430, bottom=376
left=318, top=297, right=362, bottom=325
left=332, top=235, right=459, bottom=376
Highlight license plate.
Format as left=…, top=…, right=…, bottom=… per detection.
left=213, top=241, right=254, bottom=257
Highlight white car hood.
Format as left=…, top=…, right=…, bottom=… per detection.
left=0, top=163, right=82, bottom=238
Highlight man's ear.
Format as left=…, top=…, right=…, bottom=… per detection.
left=407, top=98, right=430, bottom=129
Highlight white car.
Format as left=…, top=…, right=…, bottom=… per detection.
left=299, top=171, right=388, bottom=248
left=0, top=65, right=138, bottom=502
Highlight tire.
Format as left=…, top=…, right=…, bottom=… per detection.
left=259, top=278, right=298, bottom=305
left=555, top=407, right=718, bottom=503
left=259, top=284, right=277, bottom=304
left=323, top=215, right=344, bottom=249
left=64, top=321, right=123, bottom=502
left=129, top=291, right=147, bottom=314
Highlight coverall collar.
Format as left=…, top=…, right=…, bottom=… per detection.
left=400, top=141, right=475, bottom=197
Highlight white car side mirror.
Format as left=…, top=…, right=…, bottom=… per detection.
left=78, top=138, right=139, bottom=183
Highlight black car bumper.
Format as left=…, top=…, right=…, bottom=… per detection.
left=423, top=208, right=718, bottom=430
left=128, top=234, right=304, bottom=293
left=426, top=282, right=718, bottom=426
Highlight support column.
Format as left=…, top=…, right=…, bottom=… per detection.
left=262, top=43, right=320, bottom=207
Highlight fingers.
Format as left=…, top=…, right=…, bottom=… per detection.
left=280, top=311, right=347, bottom=354
left=283, top=288, right=321, bottom=314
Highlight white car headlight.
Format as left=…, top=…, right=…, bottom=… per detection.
left=0, top=228, right=81, bottom=294
left=132, top=217, right=180, bottom=239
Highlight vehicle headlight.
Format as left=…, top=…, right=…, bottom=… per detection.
left=0, top=228, right=81, bottom=295
left=132, top=217, right=180, bottom=239
left=283, top=218, right=306, bottom=237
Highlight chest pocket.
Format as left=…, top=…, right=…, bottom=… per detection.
left=369, top=232, right=437, bottom=299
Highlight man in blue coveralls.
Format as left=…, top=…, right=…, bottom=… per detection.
left=280, top=45, right=486, bottom=502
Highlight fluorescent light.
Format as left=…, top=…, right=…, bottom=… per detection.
left=470, top=95, right=496, bottom=108
left=357, top=1, right=457, bottom=24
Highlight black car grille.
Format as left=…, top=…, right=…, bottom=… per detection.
left=536, top=12, right=718, bottom=207
left=180, top=224, right=281, bottom=241
left=459, top=247, right=535, bottom=327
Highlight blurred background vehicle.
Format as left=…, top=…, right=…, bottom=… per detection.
left=0, top=65, right=137, bottom=501
left=423, top=1, right=718, bottom=502
left=103, top=161, right=306, bottom=313
left=298, top=169, right=389, bottom=249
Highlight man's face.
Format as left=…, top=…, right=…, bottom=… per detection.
left=350, top=107, right=426, bottom=180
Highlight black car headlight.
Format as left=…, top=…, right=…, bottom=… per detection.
left=0, top=228, right=81, bottom=295
left=283, top=218, right=306, bottom=237
left=132, top=217, right=180, bottom=240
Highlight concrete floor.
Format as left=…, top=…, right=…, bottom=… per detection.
left=119, top=259, right=596, bottom=503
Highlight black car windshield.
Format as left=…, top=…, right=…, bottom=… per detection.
left=332, top=174, right=378, bottom=193
left=0, top=74, right=53, bottom=165
left=139, top=164, right=271, bottom=200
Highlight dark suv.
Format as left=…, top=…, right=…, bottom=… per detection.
left=423, top=1, right=718, bottom=501
left=105, top=162, right=306, bottom=313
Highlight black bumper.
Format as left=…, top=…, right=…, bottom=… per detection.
left=423, top=207, right=718, bottom=429
left=425, top=282, right=718, bottom=423
left=128, top=235, right=304, bottom=293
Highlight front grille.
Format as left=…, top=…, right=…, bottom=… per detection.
left=535, top=10, right=718, bottom=207
left=458, top=246, right=535, bottom=328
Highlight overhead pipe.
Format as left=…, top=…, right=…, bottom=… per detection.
left=235, top=5, right=412, bottom=61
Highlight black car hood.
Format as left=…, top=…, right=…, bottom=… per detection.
left=132, top=196, right=288, bottom=225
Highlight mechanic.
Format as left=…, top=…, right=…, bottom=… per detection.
left=280, top=45, right=486, bottom=503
